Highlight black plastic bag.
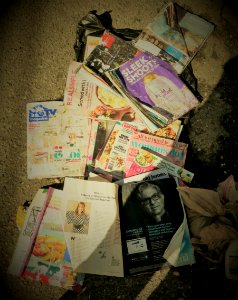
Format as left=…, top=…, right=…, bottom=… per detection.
left=74, top=10, right=141, bottom=62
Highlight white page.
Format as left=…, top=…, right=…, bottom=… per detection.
left=61, top=177, right=124, bottom=276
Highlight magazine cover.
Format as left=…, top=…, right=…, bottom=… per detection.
left=95, top=122, right=188, bottom=180
left=22, top=188, right=85, bottom=289
left=95, top=122, right=138, bottom=179
left=27, top=101, right=91, bottom=178
left=86, top=119, right=117, bottom=175
left=85, top=30, right=140, bottom=77
left=115, top=51, right=199, bottom=126
left=124, top=147, right=194, bottom=183
left=134, top=2, right=215, bottom=74
left=120, top=177, right=195, bottom=275
left=63, top=62, right=146, bottom=125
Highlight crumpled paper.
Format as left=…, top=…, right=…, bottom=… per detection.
left=177, top=175, right=238, bottom=264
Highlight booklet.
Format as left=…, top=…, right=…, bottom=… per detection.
left=112, top=51, right=199, bottom=127
left=27, top=101, right=91, bottom=179
left=59, top=175, right=195, bottom=277
left=84, top=35, right=101, bottom=61
left=134, top=1, right=215, bottom=74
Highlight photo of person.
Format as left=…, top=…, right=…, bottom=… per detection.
left=121, top=178, right=185, bottom=274
left=64, top=201, right=90, bottom=234
left=122, top=178, right=184, bottom=229
left=135, top=181, right=171, bottom=223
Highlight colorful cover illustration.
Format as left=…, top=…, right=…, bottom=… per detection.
left=116, top=51, right=199, bottom=126
left=134, top=2, right=215, bottom=74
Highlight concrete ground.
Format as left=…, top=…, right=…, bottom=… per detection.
left=1, top=0, right=238, bottom=299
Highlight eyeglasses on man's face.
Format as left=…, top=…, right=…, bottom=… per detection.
left=140, top=192, right=164, bottom=206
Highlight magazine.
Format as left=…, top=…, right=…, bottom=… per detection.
left=21, top=188, right=85, bottom=289
left=60, top=177, right=124, bottom=277
left=8, top=188, right=53, bottom=277
left=95, top=122, right=188, bottom=180
left=111, top=51, right=199, bottom=127
left=63, top=62, right=148, bottom=127
left=133, top=2, right=215, bottom=74
left=85, top=31, right=140, bottom=80
left=27, top=101, right=91, bottom=179
left=124, top=147, right=194, bottom=183
left=59, top=176, right=194, bottom=277
left=120, top=176, right=195, bottom=275
left=84, top=35, right=101, bottom=61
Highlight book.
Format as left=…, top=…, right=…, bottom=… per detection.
left=21, top=188, right=85, bottom=289
left=111, top=51, right=199, bottom=127
left=58, top=175, right=194, bottom=277
left=27, top=101, right=91, bottom=179
left=133, top=2, right=215, bottom=74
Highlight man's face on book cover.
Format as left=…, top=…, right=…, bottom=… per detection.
left=139, top=185, right=165, bottom=218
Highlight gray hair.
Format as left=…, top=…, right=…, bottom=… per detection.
left=136, top=182, right=161, bottom=202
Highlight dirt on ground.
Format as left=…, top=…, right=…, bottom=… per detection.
left=1, top=0, right=238, bottom=299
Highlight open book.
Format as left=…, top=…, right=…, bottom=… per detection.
left=57, top=174, right=195, bottom=277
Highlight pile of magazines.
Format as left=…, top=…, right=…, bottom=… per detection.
left=8, top=1, right=215, bottom=292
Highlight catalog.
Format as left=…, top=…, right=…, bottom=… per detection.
left=112, top=51, right=199, bottom=127
left=134, top=1, right=215, bottom=74
left=27, top=101, right=91, bottom=179
left=60, top=176, right=194, bottom=277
